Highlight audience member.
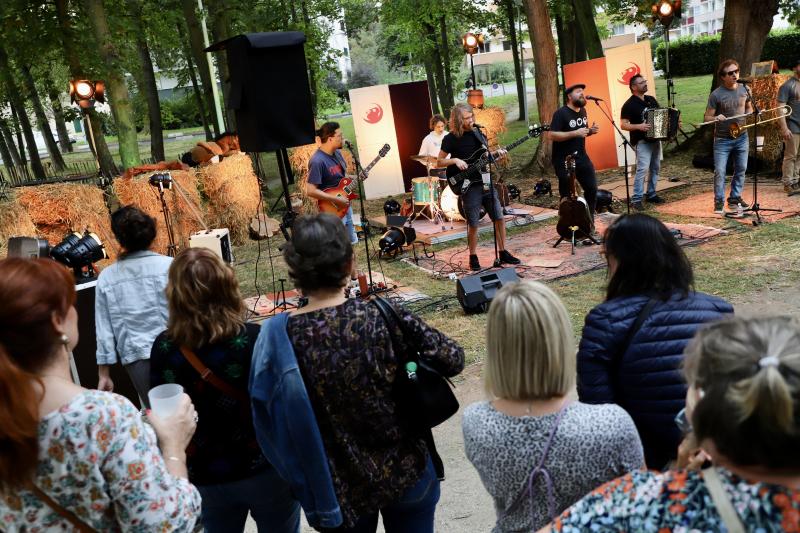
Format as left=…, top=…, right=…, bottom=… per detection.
left=543, top=315, right=800, bottom=532
left=463, top=281, right=644, bottom=532
left=96, top=205, right=172, bottom=403
left=577, top=214, right=732, bottom=469
left=250, top=213, right=465, bottom=532
left=0, top=258, right=200, bottom=530
left=150, top=249, right=299, bottom=532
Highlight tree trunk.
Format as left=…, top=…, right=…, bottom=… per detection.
left=438, top=15, right=454, bottom=109
left=19, top=64, right=66, bottom=170
left=178, top=22, right=212, bottom=140
left=424, top=23, right=449, bottom=113
left=48, top=85, right=74, bottom=153
left=126, top=0, right=164, bottom=162
left=572, top=0, right=604, bottom=59
left=300, top=0, right=317, bottom=115
left=423, top=57, right=441, bottom=115
left=181, top=0, right=219, bottom=136
left=9, top=101, right=27, bottom=164
left=0, top=119, right=23, bottom=167
left=712, top=0, right=778, bottom=92
left=504, top=0, right=525, bottom=121
left=523, top=0, right=559, bottom=172
left=0, top=125, right=15, bottom=169
left=83, top=0, right=141, bottom=170
left=55, top=0, right=116, bottom=176
left=208, top=0, right=236, bottom=131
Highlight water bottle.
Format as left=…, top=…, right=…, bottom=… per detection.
left=405, top=361, right=418, bottom=382
left=736, top=203, right=743, bottom=217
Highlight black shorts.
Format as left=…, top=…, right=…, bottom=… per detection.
left=462, top=184, right=503, bottom=227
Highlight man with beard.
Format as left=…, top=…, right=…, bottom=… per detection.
left=549, top=84, right=600, bottom=221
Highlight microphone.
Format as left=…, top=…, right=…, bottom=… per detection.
left=344, top=140, right=353, bottom=149
left=585, top=95, right=604, bottom=102
left=737, top=78, right=753, bottom=84
left=472, top=123, right=485, bottom=129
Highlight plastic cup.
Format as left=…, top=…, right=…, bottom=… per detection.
left=756, top=136, right=765, bottom=152
left=148, top=384, right=184, bottom=418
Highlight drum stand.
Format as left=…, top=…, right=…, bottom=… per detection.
left=414, top=162, right=448, bottom=229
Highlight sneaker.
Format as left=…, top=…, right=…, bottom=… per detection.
left=469, top=254, right=481, bottom=271
left=786, top=183, right=800, bottom=197
left=631, top=201, right=644, bottom=211
left=499, top=250, right=521, bottom=265
left=727, top=197, right=749, bottom=209
left=714, top=200, right=724, bottom=214
left=646, top=194, right=666, bottom=204
left=582, top=231, right=603, bottom=245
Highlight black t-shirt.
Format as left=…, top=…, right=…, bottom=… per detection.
left=620, top=94, right=660, bottom=146
left=550, top=106, right=589, bottom=163
left=308, top=149, right=347, bottom=190
left=440, top=130, right=486, bottom=179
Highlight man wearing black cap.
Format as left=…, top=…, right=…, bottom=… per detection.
left=778, top=60, right=800, bottom=196
left=549, top=84, right=600, bottom=220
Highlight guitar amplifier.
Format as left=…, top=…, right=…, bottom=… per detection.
left=189, top=228, right=233, bottom=263
left=456, top=267, right=520, bottom=314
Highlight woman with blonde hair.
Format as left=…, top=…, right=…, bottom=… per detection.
left=463, top=281, right=644, bottom=533
left=149, top=248, right=299, bottom=532
left=546, top=315, right=800, bottom=532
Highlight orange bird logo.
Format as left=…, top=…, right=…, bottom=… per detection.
left=364, top=104, right=384, bottom=124
left=618, top=63, right=641, bottom=85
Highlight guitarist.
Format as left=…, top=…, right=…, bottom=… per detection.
left=438, top=103, right=521, bottom=271
left=550, top=84, right=600, bottom=228
left=305, top=122, right=359, bottom=246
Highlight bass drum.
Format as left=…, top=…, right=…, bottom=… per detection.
left=440, top=187, right=485, bottom=222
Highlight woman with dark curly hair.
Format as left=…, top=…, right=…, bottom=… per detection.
left=249, top=213, right=465, bottom=532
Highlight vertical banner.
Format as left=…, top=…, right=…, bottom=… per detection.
left=349, top=85, right=405, bottom=199
left=388, top=81, right=434, bottom=191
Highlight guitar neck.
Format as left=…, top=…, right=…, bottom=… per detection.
left=344, top=153, right=384, bottom=194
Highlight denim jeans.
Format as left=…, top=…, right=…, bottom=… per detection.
left=197, top=467, right=300, bottom=533
left=713, top=134, right=748, bottom=202
left=342, top=206, right=359, bottom=245
left=321, top=457, right=440, bottom=533
left=632, top=141, right=661, bottom=203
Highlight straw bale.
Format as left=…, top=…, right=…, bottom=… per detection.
left=16, top=183, right=118, bottom=263
left=113, top=170, right=205, bottom=255
left=198, top=152, right=260, bottom=244
left=474, top=106, right=507, bottom=149
left=289, top=143, right=356, bottom=214
left=0, top=197, right=37, bottom=257
left=749, top=74, right=790, bottom=162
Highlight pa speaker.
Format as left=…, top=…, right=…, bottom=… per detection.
left=456, top=267, right=520, bottom=314
left=207, top=32, right=315, bottom=152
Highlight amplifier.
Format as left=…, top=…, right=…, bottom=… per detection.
left=456, top=267, right=520, bottom=313
left=189, top=228, right=233, bottom=263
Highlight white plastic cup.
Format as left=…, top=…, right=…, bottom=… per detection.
left=148, top=384, right=184, bottom=418
left=756, top=136, right=765, bottom=152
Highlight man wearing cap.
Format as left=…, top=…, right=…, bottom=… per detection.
left=778, top=59, right=800, bottom=196
left=549, top=84, right=600, bottom=220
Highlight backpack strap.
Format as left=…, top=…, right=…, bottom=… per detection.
left=702, top=467, right=745, bottom=533
left=30, top=484, right=98, bottom=533
left=179, top=345, right=249, bottom=404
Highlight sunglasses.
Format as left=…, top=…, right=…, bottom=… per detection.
left=722, top=69, right=739, bottom=77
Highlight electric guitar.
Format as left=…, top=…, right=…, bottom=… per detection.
left=556, top=153, right=594, bottom=240
left=447, top=124, right=550, bottom=195
left=318, top=144, right=391, bottom=218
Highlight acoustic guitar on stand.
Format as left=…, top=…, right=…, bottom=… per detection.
left=318, top=143, right=391, bottom=218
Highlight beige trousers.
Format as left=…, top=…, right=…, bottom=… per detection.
left=783, top=133, right=800, bottom=186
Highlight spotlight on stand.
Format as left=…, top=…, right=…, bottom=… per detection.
left=507, top=184, right=521, bottom=202
left=51, top=231, right=107, bottom=282
left=69, top=79, right=105, bottom=110
left=378, top=226, right=416, bottom=258
left=7, top=236, right=50, bottom=258
left=652, top=0, right=681, bottom=26
left=383, top=199, right=401, bottom=216
left=149, top=172, right=173, bottom=190
left=462, top=32, right=485, bottom=108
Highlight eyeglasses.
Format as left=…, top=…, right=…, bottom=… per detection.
left=722, top=69, right=739, bottom=77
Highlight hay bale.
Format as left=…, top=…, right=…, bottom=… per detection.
left=16, top=183, right=118, bottom=262
left=0, top=197, right=37, bottom=257
left=114, top=170, right=205, bottom=255
left=473, top=106, right=507, bottom=149
left=750, top=74, right=790, bottom=162
left=197, top=152, right=260, bottom=244
left=289, top=143, right=356, bottom=214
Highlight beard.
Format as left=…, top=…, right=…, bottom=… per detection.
left=574, top=97, right=587, bottom=108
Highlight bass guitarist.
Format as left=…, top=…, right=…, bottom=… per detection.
left=305, top=121, right=359, bottom=245
left=438, top=103, right=520, bottom=271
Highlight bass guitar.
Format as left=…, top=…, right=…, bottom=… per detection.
left=318, top=143, right=391, bottom=218
left=555, top=153, right=594, bottom=242
left=447, top=124, right=549, bottom=195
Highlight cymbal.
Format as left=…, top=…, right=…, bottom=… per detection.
left=410, top=155, right=440, bottom=165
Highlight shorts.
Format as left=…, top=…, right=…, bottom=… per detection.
left=462, top=184, right=503, bottom=227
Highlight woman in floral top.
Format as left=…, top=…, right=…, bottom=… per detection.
left=0, top=258, right=201, bottom=532
left=541, top=316, right=800, bottom=532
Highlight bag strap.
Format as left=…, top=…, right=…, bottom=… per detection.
left=30, top=484, right=98, bottom=533
left=610, top=297, right=659, bottom=398
left=178, top=345, right=249, bottom=404
left=702, top=467, right=745, bottom=533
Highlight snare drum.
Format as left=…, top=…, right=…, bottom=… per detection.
left=412, top=177, right=440, bottom=205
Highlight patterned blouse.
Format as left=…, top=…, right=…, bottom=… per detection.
left=552, top=467, right=800, bottom=532
left=150, top=323, right=269, bottom=486
left=286, top=298, right=464, bottom=526
left=0, top=390, right=201, bottom=532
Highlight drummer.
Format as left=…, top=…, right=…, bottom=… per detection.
left=419, top=114, right=449, bottom=180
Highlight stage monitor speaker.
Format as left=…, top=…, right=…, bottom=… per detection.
left=206, top=32, right=315, bottom=152
left=189, top=228, right=233, bottom=263
left=456, top=267, right=520, bottom=314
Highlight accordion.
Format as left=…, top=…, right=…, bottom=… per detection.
left=644, top=108, right=680, bottom=140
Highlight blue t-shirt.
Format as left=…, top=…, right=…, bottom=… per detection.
left=308, top=149, right=347, bottom=190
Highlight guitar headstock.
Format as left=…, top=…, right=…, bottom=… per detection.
left=379, top=143, right=390, bottom=157
left=527, top=123, right=551, bottom=138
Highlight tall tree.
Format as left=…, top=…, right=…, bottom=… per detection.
left=207, top=0, right=236, bottom=130
left=571, top=0, right=604, bottom=59
left=438, top=15, right=455, bottom=108
left=9, top=104, right=26, bottom=164
left=0, top=126, right=13, bottom=169
left=502, top=0, right=526, bottom=121
left=177, top=21, right=212, bottom=139
left=423, top=58, right=441, bottom=115
left=0, top=119, right=23, bottom=167
left=48, top=85, right=74, bottom=153
left=181, top=0, right=220, bottom=136
left=19, top=63, right=66, bottom=170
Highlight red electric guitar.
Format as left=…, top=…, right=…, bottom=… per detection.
left=318, top=144, right=391, bottom=218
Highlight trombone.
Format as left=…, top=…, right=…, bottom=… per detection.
left=693, top=105, right=792, bottom=138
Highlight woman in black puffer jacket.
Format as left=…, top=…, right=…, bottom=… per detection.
left=577, top=214, right=733, bottom=470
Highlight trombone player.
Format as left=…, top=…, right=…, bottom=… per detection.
left=704, top=58, right=753, bottom=214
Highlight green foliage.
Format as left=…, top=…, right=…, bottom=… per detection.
left=655, top=28, right=800, bottom=75
left=160, top=94, right=203, bottom=129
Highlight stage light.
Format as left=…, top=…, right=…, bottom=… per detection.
left=69, top=79, right=106, bottom=109
left=7, top=237, right=50, bottom=258
left=75, top=81, right=93, bottom=98
left=51, top=231, right=107, bottom=281
left=383, top=199, right=401, bottom=216
left=652, top=0, right=681, bottom=27
left=462, top=32, right=485, bottom=108
left=379, top=226, right=416, bottom=257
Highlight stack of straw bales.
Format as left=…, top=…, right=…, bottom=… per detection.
left=0, top=196, right=37, bottom=257
left=198, top=152, right=261, bottom=244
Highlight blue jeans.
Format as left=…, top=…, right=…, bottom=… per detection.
left=713, top=134, right=748, bottom=202
left=343, top=206, right=359, bottom=245
left=197, top=467, right=300, bottom=533
left=632, top=141, right=661, bottom=203
left=322, top=457, right=440, bottom=533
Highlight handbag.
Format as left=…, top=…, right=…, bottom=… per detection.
left=30, top=484, right=98, bottom=533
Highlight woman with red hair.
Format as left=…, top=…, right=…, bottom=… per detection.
left=0, top=258, right=201, bottom=531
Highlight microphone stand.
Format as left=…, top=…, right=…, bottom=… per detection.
left=473, top=125, right=502, bottom=268
left=591, top=99, right=632, bottom=214
left=345, top=141, right=382, bottom=294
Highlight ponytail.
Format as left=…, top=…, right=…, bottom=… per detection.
left=732, top=362, right=796, bottom=433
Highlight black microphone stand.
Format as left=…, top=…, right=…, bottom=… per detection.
left=592, top=99, right=632, bottom=214
left=738, top=83, right=781, bottom=225
left=473, top=125, right=502, bottom=268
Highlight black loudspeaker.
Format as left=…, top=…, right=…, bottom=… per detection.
left=456, top=268, right=520, bottom=314
left=207, top=32, right=315, bottom=152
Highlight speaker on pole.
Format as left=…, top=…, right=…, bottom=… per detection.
left=456, top=268, right=520, bottom=314
left=206, top=32, right=315, bottom=152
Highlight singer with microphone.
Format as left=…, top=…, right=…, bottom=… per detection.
left=549, top=84, right=600, bottom=224
left=438, top=103, right=521, bottom=271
